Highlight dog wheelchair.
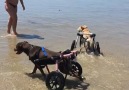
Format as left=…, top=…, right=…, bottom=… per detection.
left=71, top=32, right=101, bottom=55
left=34, top=49, right=83, bottom=90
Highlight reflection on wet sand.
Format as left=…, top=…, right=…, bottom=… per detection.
left=7, top=37, right=17, bottom=59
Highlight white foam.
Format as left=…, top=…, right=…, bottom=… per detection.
left=1, top=34, right=16, bottom=38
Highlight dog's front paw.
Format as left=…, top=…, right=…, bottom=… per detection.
left=26, top=72, right=36, bottom=76
left=24, top=72, right=36, bottom=77
left=30, top=72, right=36, bottom=75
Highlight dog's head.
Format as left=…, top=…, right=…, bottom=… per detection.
left=77, top=25, right=88, bottom=32
left=14, top=41, right=29, bottom=54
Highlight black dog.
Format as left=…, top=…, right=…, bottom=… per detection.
left=14, top=41, right=61, bottom=77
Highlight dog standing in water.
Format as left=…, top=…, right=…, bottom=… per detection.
left=14, top=41, right=61, bottom=78
left=14, top=41, right=78, bottom=79
left=77, top=25, right=96, bottom=53
left=77, top=25, right=93, bottom=42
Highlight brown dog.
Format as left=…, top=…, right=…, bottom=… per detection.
left=77, top=25, right=95, bottom=52
left=14, top=41, right=61, bottom=77
left=77, top=25, right=93, bottom=42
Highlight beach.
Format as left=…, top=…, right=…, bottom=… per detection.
left=0, top=0, right=129, bottom=90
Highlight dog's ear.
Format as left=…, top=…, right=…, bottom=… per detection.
left=81, top=26, right=84, bottom=30
left=23, top=41, right=28, bottom=43
left=16, top=41, right=28, bottom=49
left=22, top=41, right=30, bottom=48
left=22, top=41, right=29, bottom=47
left=16, top=42, right=24, bottom=49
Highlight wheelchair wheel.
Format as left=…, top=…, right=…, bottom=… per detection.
left=46, top=71, right=65, bottom=90
left=70, top=61, right=82, bottom=77
left=94, top=42, right=100, bottom=54
left=71, top=40, right=76, bottom=50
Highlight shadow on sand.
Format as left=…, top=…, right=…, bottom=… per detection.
left=17, top=34, right=44, bottom=39
left=65, top=79, right=90, bottom=90
left=25, top=73, right=90, bottom=90
left=25, top=73, right=46, bottom=81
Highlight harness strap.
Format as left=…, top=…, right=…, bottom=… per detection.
left=41, top=47, right=48, bottom=57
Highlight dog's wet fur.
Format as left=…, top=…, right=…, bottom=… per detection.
left=14, top=41, right=61, bottom=78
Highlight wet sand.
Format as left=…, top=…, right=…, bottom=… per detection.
left=0, top=33, right=129, bottom=90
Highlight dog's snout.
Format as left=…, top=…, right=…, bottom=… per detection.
left=14, top=48, right=17, bottom=51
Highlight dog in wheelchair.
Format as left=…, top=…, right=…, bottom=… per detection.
left=14, top=41, right=80, bottom=78
left=71, top=25, right=102, bottom=56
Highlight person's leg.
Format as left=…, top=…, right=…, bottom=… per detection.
left=11, top=7, right=18, bottom=35
left=7, top=17, right=13, bottom=34
left=6, top=6, right=18, bottom=35
left=5, top=4, right=13, bottom=34
left=12, top=13, right=18, bottom=35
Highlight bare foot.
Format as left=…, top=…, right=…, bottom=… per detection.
left=11, top=31, right=19, bottom=36
left=12, top=33, right=18, bottom=36
left=5, top=34, right=12, bottom=37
